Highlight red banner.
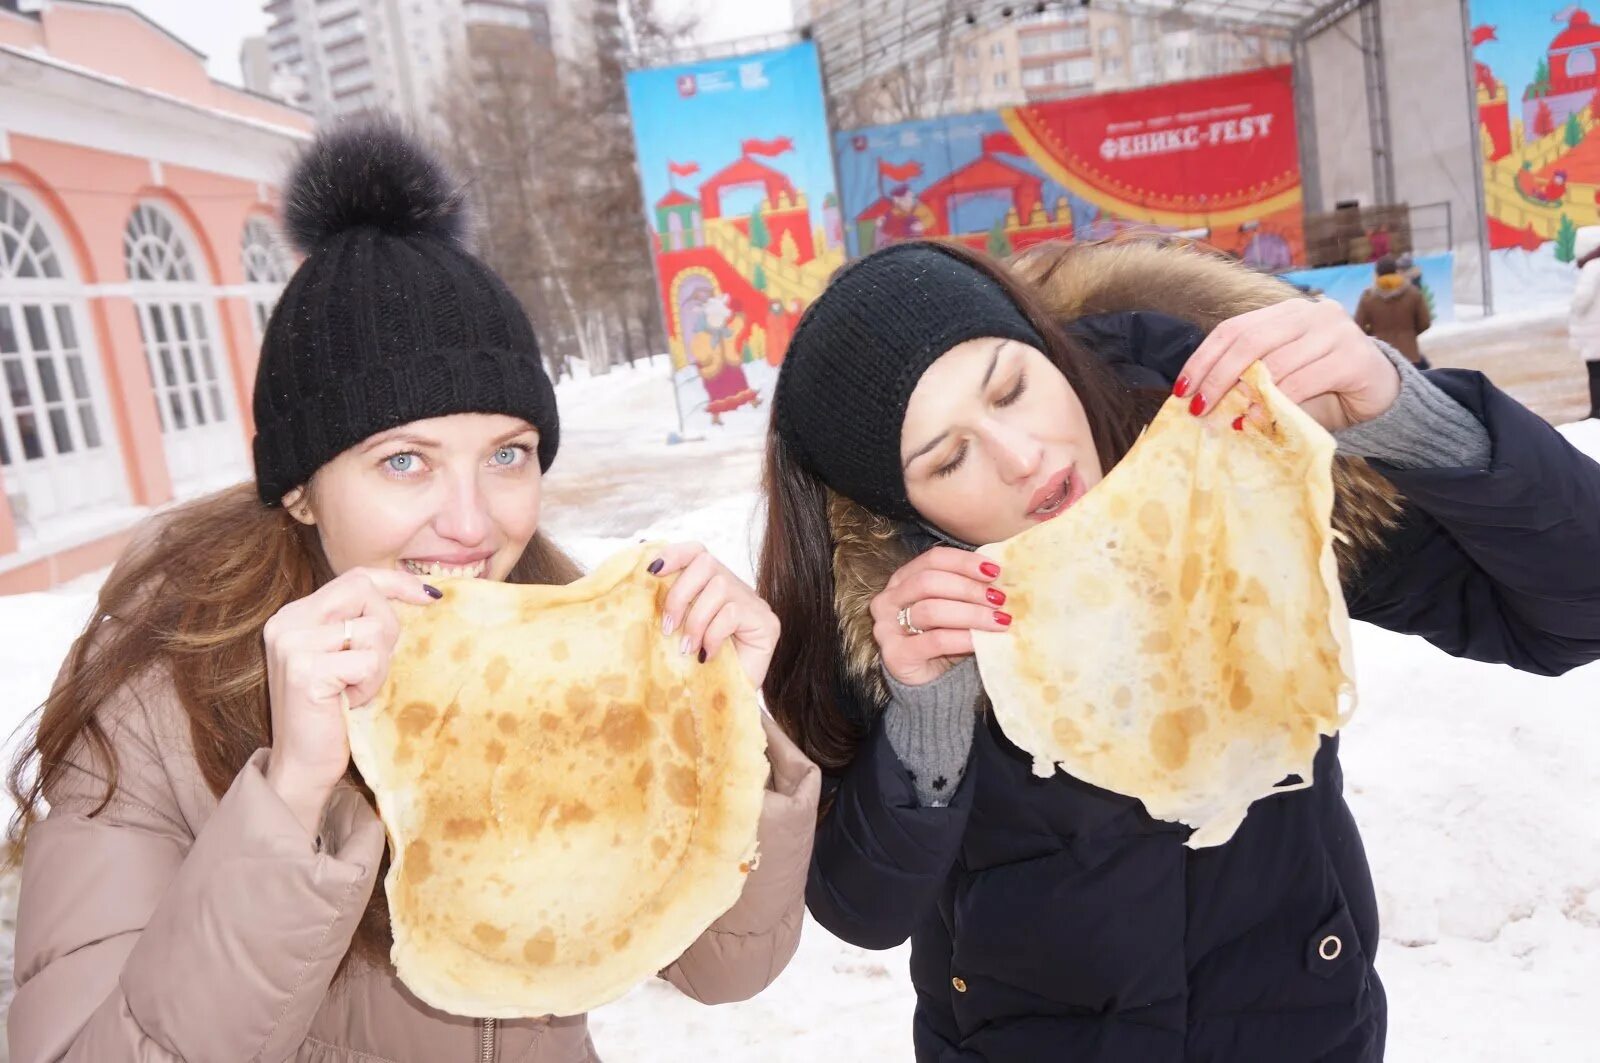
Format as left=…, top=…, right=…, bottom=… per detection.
left=668, top=160, right=700, bottom=177
left=1002, top=66, right=1302, bottom=258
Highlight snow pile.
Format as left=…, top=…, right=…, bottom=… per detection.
left=1489, top=245, right=1580, bottom=316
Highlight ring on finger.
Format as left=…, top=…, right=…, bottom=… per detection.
left=340, top=618, right=354, bottom=653
left=897, top=606, right=924, bottom=637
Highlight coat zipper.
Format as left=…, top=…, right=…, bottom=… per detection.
left=477, top=1017, right=497, bottom=1063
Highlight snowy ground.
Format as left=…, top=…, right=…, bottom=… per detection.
left=2, top=359, right=1598, bottom=1060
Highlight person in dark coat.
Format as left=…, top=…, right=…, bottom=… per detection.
left=755, top=237, right=1600, bottom=1062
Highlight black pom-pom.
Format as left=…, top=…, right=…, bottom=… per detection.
left=282, top=118, right=467, bottom=254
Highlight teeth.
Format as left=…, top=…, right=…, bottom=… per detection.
left=402, top=559, right=488, bottom=579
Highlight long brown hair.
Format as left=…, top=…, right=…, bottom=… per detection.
left=6, top=481, right=581, bottom=965
left=758, top=240, right=1165, bottom=773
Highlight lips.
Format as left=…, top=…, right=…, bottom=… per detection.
left=1026, top=465, right=1081, bottom=522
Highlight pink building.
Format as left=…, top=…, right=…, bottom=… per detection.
left=0, top=0, right=313, bottom=592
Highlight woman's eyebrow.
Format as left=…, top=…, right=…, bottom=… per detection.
left=981, top=339, right=1007, bottom=389
left=359, top=430, right=441, bottom=452
left=904, top=430, right=950, bottom=470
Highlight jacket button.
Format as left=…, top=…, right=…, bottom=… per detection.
left=951, top=976, right=968, bottom=993
left=1318, top=934, right=1343, bottom=962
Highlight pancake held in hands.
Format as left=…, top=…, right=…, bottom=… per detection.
left=971, top=363, right=1356, bottom=849
left=346, top=543, right=769, bottom=1017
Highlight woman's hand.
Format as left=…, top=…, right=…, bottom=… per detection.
left=1174, top=297, right=1402, bottom=432
left=652, top=543, right=781, bottom=688
left=870, top=547, right=1011, bottom=687
left=262, top=567, right=438, bottom=836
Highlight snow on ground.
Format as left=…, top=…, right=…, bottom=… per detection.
left=1489, top=245, right=1582, bottom=318
left=2, top=362, right=1599, bottom=1060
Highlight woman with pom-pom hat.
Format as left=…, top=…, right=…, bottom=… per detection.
left=5, top=120, right=818, bottom=1063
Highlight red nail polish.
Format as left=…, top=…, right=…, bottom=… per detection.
left=1232, top=415, right=1245, bottom=431
left=986, top=588, right=1006, bottom=606
left=697, top=648, right=707, bottom=664
left=994, top=611, right=1013, bottom=626
left=1189, top=394, right=1207, bottom=416
left=980, top=561, right=1001, bottom=579
left=1173, top=376, right=1190, bottom=398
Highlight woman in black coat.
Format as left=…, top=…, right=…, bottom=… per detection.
left=755, top=238, right=1600, bottom=1062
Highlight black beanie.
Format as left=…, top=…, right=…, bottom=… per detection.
left=252, top=120, right=559, bottom=505
left=774, top=242, right=1043, bottom=522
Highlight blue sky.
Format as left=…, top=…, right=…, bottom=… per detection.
left=1472, top=1, right=1594, bottom=103
left=625, top=42, right=837, bottom=231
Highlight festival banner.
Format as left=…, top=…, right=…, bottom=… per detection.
left=834, top=67, right=1303, bottom=268
left=1003, top=66, right=1303, bottom=267
left=1470, top=2, right=1600, bottom=289
left=624, top=42, right=844, bottom=434
left=833, top=113, right=1080, bottom=258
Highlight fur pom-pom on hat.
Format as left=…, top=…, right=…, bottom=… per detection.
left=282, top=118, right=469, bottom=253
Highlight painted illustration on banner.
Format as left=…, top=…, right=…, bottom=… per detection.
left=834, top=67, right=1302, bottom=267
left=834, top=114, right=1079, bottom=258
left=1470, top=5, right=1600, bottom=261
left=625, top=42, right=844, bottom=432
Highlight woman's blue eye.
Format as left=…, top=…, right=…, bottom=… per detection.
left=386, top=453, right=417, bottom=473
left=493, top=446, right=523, bottom=466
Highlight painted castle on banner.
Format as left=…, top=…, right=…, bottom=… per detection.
left=625, top=43, right=844, bottom=432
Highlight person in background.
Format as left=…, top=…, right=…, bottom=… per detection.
left=1356, top=255, right=1432, bottom=369
left=1395, top=251, right=1423, bottom=287
left=1569, top=227, right=1600, bottom=419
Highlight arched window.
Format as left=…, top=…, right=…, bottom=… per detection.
left=241, top=216, right=291, bottom=341
left=0, top=186, right=123, bottom=540
left=124, top=202, right=246, bottom=494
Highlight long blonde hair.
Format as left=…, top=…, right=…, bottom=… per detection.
left=7, top=482, right=581, bottom=964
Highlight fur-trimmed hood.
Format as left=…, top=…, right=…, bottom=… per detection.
left=830, top=238, right=1405, bottom=707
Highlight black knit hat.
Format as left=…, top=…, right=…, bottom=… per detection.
left=774, top=242, right=1042, bottom=521
left=252, top=120, right=558, bottom=504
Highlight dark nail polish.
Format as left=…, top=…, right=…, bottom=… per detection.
left=1173, top=376, right=1190, bottom=398
left=697, top=648, right=707, bottom=664
left=994, top=611, right=1013, bottom=627
left=423, top=584, right=443, bottom=599
left=986, top=588, right=1006, bottom=606
left=980, top=561, right=1001, bottom=579
left=1189, top=394, right=1208, bottom=416
left=1232, top=415, right=1245, bottom=432
left=647, top=558, right=664, bottom=575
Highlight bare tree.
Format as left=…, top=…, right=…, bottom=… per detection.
left=435, top=0, right=698, bottom=379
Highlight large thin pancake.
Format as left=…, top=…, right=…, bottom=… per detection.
left=346, top=542, right=769, bottom=1017
left=972, top=363, right=1356, bottom=848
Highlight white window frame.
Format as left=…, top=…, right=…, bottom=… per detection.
left=124, top=201, right=248, bottom=497
left=241, top=215, right=291, bottom=344
left=0, top=185, right=127, bottom=544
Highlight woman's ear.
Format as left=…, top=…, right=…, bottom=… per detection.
left=282, top=486, right=316, bottom=526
